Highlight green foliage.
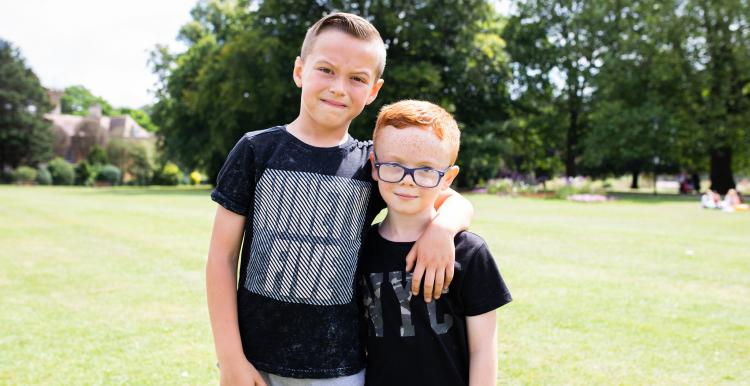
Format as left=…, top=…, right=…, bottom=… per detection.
left=35, top=166, right=52, bottom=185
left=0, top=39, right=54, bottom=169
left=95, top=164, right=122, bottom=185
left=87, top=144, right=109, bottom=166
left=126, top=108, right=159, bottom=132
left=153, top=162, right=183, bottom=186
left=74, top=161, right=94, bottom=186
left=60, top=85, right=118, bottom=116
left=12, top=166, right=37, bottom=184
left=47, top=157, right=75, bottom=185
left=150, top=0, right=511, bottom=187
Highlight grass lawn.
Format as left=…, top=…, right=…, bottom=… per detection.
left=1, top=186, right=748, bottom=385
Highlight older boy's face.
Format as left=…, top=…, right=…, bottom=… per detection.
left=293, top=30, right=384, bottom=132
left=372, top=126, right=458, bottom=216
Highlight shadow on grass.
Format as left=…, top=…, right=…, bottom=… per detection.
left=609, top=191, right=700, bottom=204
left=85, top=186, right=213, bottom=196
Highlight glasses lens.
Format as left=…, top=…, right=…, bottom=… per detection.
left=414, top=169, right=441, bottom=187
left=378, top=164, right=405, bottom=182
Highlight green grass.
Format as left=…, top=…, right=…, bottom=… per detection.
left=1, top=186, right=748, bottom=385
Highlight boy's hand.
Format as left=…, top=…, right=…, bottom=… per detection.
left=405, top=222, right=455, bottom=302
left=220, top=359, right=268, bottom=386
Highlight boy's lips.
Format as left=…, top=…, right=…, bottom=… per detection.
left=321, top=98, right=347, bottom=108
left=394, top=192, right=418, bottom=200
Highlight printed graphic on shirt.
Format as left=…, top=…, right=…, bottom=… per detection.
left=246, top=168, right=371, bottom=306
left=363, top=271, right=454, bottom=337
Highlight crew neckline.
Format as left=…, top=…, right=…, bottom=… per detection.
left=281, top=125, right=356, bottom=151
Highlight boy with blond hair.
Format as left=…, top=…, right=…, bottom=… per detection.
left=206, top=13, right=473, bottom=386
left=361, top=100, right=511, bottom=386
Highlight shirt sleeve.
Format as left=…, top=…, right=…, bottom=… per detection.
left=460, top=241, right=512, bottom=316
left=210, top=134, right=255, bottom=216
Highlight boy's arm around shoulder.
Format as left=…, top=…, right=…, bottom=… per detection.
left=207, top=206, right=268, bottom=386
left=407, top=188, right=474, bottom=301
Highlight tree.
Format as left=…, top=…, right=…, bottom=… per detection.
left=151, top=0, right=511, bottom=187
left=505, top=0, right=608, bottom=177
left=583, top=0, right=688, bottom=188
left=677, top=0, right=750, bottom=194
left=60, top=85, right=118, bottom=116
left=0, top=39, right=53, bottom=168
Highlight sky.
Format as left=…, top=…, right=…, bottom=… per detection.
left=1, top=0, right=512, bottom=109
left=0, top=0, right=196, bottom=108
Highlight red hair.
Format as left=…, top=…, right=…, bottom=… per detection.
left=374, top=100, right=460, bottom=163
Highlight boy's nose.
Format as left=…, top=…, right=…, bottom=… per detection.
left=329, top=76, right=346, bottom=95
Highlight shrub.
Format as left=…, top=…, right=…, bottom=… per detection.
left=153, top=162, right=183, bottom=186
left=487, top=178, right=514, bottom=195
left=0, top=168, right=13, bottom=184
left=87, top=144, right=109, bottom=166
left=36, top=166, right=52, bottom=185
left=95, top=164, right=121, bottom=185
left=75, top=161, right=94, bottom=186
left=48, top=158, right=75, bottom=185
left=13, top=166, right=37, bottom=184
left=189, top=170, right=204, bottom=185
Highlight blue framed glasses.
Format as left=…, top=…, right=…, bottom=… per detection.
left=373, top=152, right=451, bottom=188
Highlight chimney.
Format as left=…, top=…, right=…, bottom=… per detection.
left=88, top=104, right=102, bottom=118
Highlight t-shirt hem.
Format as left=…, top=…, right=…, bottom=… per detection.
left=464, top=292, right=513, bottom=316
left=210, top=189, right=248, bottom=216
left=250, top=359, right=366, bottom=379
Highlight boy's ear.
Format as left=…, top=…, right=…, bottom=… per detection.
left=440, top=165, right=460, bottom=189
left=370, top=151, right=379, bottom=181
left=366, top=78, right=384, bottom=105
left=293, top=56, right=304, bottom=88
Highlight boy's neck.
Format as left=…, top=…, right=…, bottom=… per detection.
left=378, top=207, right=437, bottom=243
left=287, top=116, right=350, bottom=147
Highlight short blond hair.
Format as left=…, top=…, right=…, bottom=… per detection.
left=300, top=12, right=387, bottom=78
left=374, top=100, right=461, bottom=164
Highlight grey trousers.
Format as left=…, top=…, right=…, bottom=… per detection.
left=259, top=370, right=365, bottom=386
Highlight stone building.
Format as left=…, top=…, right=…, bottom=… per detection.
left=44, top=89, right=155, bottom=163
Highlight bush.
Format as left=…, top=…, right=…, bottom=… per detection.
left=13, top=166, right=37, bottom=184
left=36, top=166, right=52, bottom=185
left=189, top=170, right=204, bottom=185
left=95, top=164, right=121, bottom=185
left=0, top=168, right=13, bottom=184
left=48, top=158, right=75, bottom=185
left=75, top=161, right=94, bottom=186
left=487, top=178, right=514, bottom=195
left=153, top=162, right=183, bottom=186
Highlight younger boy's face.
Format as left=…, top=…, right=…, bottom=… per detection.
left=371, top=126, right=458, bottom=216
left=293, top=30, right=384, bottom=132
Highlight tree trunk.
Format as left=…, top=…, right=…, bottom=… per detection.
left=565, top=108, right=579, bottom=177
left=709, top=146, right=735, bottom=195
left=630, top=169, right=640, bottom=189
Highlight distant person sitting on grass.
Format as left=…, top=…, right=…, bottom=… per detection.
left=360, top=100, right=512, bottom=386
left=722, top=189, right=749, bottom=212
left=701, top=190, right=722, bottom=209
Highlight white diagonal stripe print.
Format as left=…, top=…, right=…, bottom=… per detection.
left=245, top=169, right=371, bottom=305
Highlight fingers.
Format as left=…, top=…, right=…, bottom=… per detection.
left=422, top=267, right=436, bottom=302
left=405, top=246, right=417, bottom=272
left=433, top=268, right=445, bottom=300
left=445, top=261, right=455, bottom=289
left=410, top=263, right=425, bottom=296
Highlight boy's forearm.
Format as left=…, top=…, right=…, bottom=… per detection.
left=206, top=255, right=246, bottom=366
left=433, top=188, right=473, bottom=234
left=468, top=348, right=497, bottom=386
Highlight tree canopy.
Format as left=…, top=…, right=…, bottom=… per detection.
left=0, top=39, right=53, bottom=169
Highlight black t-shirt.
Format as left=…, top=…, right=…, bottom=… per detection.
left=360, top=225, right=512, bottom=386
left=211, top=126, right=386, bottom=378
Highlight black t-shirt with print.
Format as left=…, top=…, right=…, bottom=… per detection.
left=211, top=126, right=386, bottom=378
left=360, top=225, right=512, bottom=386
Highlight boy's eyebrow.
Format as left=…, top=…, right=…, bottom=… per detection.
left=314, top=59, right=374, bottom=76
